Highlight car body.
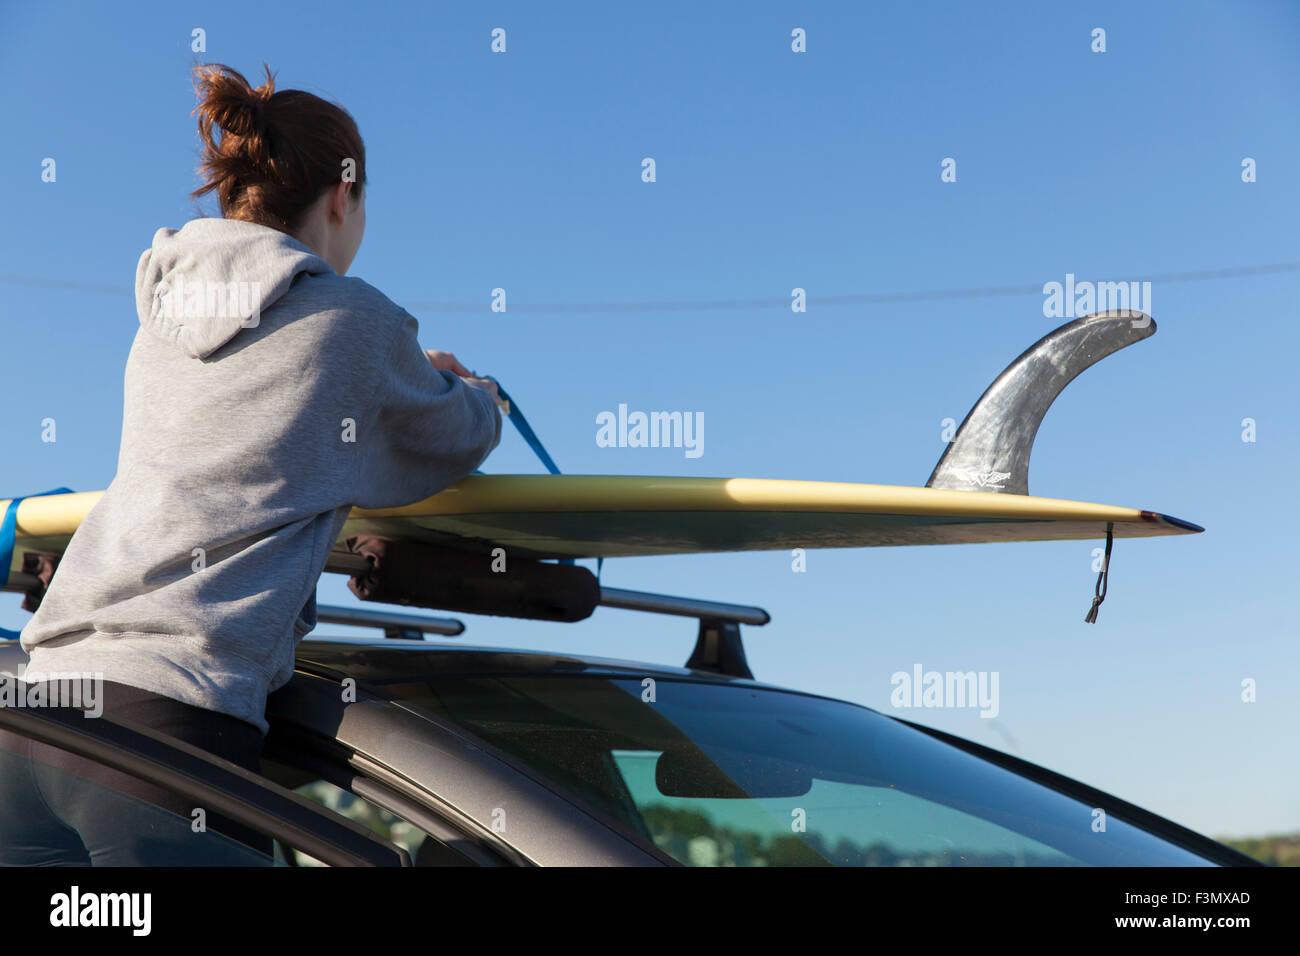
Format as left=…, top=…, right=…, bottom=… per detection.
left=0, top=630, right=1260, bottom=867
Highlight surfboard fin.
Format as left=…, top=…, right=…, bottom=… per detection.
left=926, top=310, right=1155, bottom=496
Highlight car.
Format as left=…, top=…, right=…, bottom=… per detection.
left=0, top=313, right=1257, bottom=868
left=0, top=595, right=1261, bottom=867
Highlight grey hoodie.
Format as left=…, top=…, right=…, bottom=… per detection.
left=20, top=218, right=502, bottom=733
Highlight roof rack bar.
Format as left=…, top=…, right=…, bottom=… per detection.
left=597, top=587, right=770, bottom=626
left=314, top=604, right=464, bottom=638
left=326, top=553, right=770, bottom=626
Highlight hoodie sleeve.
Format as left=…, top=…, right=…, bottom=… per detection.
left=353, top=311, right=503, bottom=509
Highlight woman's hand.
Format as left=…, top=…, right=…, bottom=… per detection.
left=424, top=350, right=472, bottom=377
left=426, top=351, right=508, bottom=412
left=465, top=376, right=509, bottom=413
left=462, top=374, right=500, bottom=402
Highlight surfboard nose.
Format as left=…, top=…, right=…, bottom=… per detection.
left=1145, top=511, right=1204, bottom=534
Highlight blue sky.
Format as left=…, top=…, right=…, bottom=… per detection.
left=1, top=0, right=1296, bottom=839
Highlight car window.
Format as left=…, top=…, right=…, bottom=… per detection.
left=289, top=779, right=427, bottom=865
left=610, top=748, right=1073, bottom=865
left=258, top=754, right=486, bottom=866
left=0, top=714, right=407, bottom=866
left=385, top=675, right=1219, bottom=867
left=0, top=732, right=278, bottom=865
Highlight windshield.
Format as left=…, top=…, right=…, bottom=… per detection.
left=388, top=674, right=1216, bottom=866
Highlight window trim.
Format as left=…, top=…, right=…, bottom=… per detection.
left=264, top=733, right=512, bottom=866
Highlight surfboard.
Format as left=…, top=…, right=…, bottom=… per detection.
left=2, top=311, right=1200, bottom=576
left=1, top=475, right=1201, bottom=573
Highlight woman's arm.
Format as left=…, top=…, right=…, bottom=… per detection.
left=352, top=313, right=503, bottom=509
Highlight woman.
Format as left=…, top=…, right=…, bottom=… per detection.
left=0, top=63, right=503, bottom=864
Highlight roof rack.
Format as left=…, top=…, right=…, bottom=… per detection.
left=597, top=587, right=768, bottom=626
left=3, top=570, right=766, bottom=679
left=314, top=583, right=767, bottom=680
left=321, top=551, right=766, bottom=677
left=316, top=604, right=464, bottom=639
left=598, top=587, right=765, bottom=679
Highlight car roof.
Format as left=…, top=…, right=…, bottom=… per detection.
left=295, top=634, right=811, bottom=697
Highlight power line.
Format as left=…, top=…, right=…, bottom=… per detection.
left=0, top=275, right=125, bottom=296
left=3, top=259, right=1298, bottom=314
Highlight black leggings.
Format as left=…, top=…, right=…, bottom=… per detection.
left=0, top=680, right=273, bottom=865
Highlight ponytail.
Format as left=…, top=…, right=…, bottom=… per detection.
left=190, top=63, right=366, bottom=231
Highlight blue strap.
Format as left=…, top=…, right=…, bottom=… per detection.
left=477, top=380, right=603, bottom=581
left=1, top=487, right=74, bottom=640
left=485, top=378, right=561, bottom=476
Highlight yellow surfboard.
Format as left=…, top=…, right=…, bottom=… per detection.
left=3, top=312, right=1200, bottom=571
left=1, top=474, right=1200, bottom=572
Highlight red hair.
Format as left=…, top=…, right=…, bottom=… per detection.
left=190, top=63, right=366, bottom=231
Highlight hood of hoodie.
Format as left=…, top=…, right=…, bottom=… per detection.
left=135, top=218, right=333, bottom=359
